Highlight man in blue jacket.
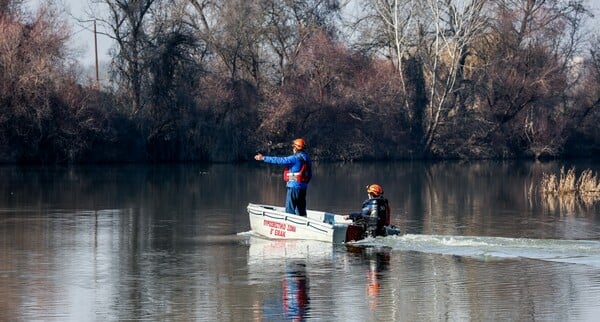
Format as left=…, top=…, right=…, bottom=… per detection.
left=254, top=138, right=312, bottom=217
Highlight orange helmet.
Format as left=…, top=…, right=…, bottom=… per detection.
left=366, top=184, right=383, bottom=196
left=292, top=138, right=306, bottom=150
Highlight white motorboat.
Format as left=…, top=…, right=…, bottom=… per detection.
left=247, top=203, right=400, bottom=243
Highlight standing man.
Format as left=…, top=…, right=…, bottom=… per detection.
left=254, top=138, right=312, bottom=217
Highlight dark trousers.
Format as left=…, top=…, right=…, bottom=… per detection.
left=285, top=187, right=307, bottom=217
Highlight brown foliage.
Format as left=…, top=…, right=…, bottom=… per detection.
left=0, top=5, right=68, bottom=160
left=257, top=30, right=410, bottom=161
left=463, top=1, right=582, bottom=159
left=0, top=0, right=598, bottom=163
left=0, top=3, right=119, bottom=162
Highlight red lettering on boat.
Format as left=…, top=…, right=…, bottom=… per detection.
left=263, top=219, right=286, bottom=230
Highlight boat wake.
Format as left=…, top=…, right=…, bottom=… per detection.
left=350, top=234, right=600, bottom=268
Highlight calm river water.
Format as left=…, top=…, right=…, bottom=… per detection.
left=1, top=161, right=599, bottom=321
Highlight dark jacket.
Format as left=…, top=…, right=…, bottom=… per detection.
left=349, top=197, right=390, bottom=236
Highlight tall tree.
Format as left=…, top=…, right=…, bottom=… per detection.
left=260, top=0, right=342, bottom=86
left=93, top=0, right=157, bottom=117
left=417, top=0, right=488, bottom=154
left=185, top=0, right=264, bottom=86
left=475, top=0, right=589, bottom=158
left=351, top=0, right=489, bottom=156
left=0, top=1, right=114, bottom=162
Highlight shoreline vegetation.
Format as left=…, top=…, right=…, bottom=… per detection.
left=540, top=167, right=600, bottom=208
left=1, top=1, right=599, bottom=164
left=541, top=167, right=600, bottom=197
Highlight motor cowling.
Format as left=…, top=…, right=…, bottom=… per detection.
left=364, top=199, right=379, bottom=238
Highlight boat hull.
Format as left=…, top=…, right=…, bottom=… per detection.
left=248, top=203, right=351, bottom=243
left=247, top=203, right=401, bottom=243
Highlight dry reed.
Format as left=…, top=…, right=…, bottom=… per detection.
left=541, top=167, right=600, bottom=208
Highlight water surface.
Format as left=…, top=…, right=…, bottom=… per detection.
left=0, top=161, right=599, bottom=321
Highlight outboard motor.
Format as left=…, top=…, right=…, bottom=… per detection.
left=363, top=199, right=379, bottom=238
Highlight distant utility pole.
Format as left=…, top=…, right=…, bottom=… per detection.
left=93, top=19, right=99, bottom=86
left=81, top=19, right=100, bottom=87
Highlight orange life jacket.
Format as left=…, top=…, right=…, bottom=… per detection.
left=283, top=154, right=311, bottom=183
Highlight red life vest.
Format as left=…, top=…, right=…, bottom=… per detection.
left=283, top=154, right=311, bottom=183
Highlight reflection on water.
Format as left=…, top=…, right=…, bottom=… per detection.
left=247, top=238, right=319, bottom=321
left=542, top=193, right=599, bottom=215
left=282, top=262, right=310, bottom=320
left=0, top=162, right=599, bottom=321
left=251, top=261, right=310, bottom=322
left=345, top=246, right=390, bottom=310
left=247, top=239, right=390, bottom=320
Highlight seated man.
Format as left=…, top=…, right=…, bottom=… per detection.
left=344, top=184, right=391, bottom=237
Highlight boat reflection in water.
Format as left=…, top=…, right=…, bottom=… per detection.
left=247, top=235, right=394, bottom=319
left=251, top=261, right=310, bottom=321
left=248, top=237, right=328, bottom=321
left=346, top=245, right=391, bottom=310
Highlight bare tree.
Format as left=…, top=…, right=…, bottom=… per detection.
left=0, top=1, right=116, bottom=162
left=476, top=0, right=590, bottom=158
left=559, top=33, right=600, bottom=157
left=184, top=0, right=264, bottom=86
left=351, top=0, right=489, bottom=156
left=0, top=2, right=70, bottom=158
left=92, top=0, right=158, bottom=117
left=349, top=0, right=419, bottom=107
left=416, top=0, right=489, bottom=153
left=260, top=0, right=342, bottom=86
